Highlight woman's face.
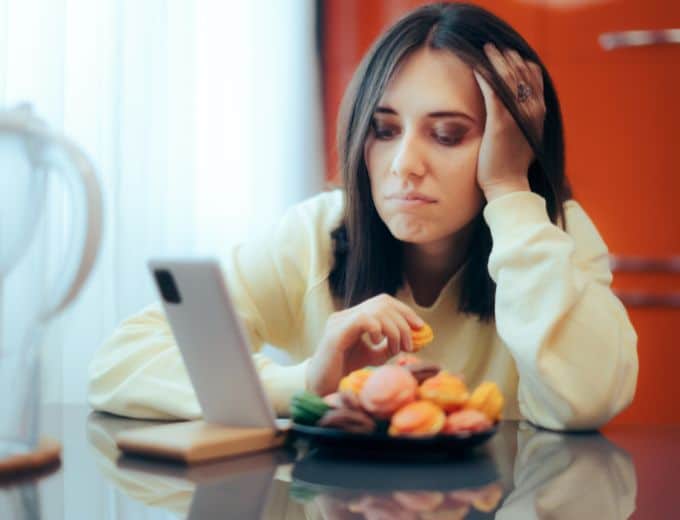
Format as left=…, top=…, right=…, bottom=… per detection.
left=364, top=47, right=486, bottom=246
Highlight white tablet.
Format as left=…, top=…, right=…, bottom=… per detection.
left=148, top=258, right=278, bottom=430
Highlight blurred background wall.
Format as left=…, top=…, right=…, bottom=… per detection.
left=319, top=0, right=680, bottom=425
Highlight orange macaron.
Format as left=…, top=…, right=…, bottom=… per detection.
left=442, top=409, right=492, bottom=434
left=388, top=400, right=446, bottom=437
left=411, top=322, right=434, bottom=351
left=338, top=367, right=374, bottom=395
left=418, top=371, right=469, bottom=412
left=465, top=381, right=504, bottom=421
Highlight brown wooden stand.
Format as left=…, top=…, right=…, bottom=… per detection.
left=115, top=420, right=286, bottom=464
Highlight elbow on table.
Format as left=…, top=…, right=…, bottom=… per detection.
left=87, top=359, right=201, bottom=420
left=527, top=319, right=639, bottom=432
left=86, top=365, right=147, bottom=419
left=523, top=374, right=638, bottom=432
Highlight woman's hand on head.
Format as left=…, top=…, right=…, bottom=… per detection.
left=306, top=294, right=425, bottom=397
left=473, top=43, right=546, bottom=202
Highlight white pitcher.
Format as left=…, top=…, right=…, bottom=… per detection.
left=0, top=105, right=102, bottom=460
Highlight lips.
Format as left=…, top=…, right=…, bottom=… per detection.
left=387, top=192, right=437, bottom=203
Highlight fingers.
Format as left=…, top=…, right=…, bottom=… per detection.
left=362, top=316, right=384, bottom=346
left=482, top=43, right=544, bottom=101
left=364, top=344, right=393, bottom=367
left=364, top=313, right=414, bottom=356
left=473, top=69, right=495, bottom=108
left=504, top=49, right=532, bottom=87
left=367, top=329, right=385, bottom=346
left=355, top=294, right=424, bottom=356
left=527, top=62, right=544, bottom=100
left=483, top=43, right=517, bottom=88
left=380, top=318, right=402, bottom=356
left=526, top=61, right=546, bottom=137
left=473, top=69, right=504, bottom=133
left=381, top=296, right=421, bottom=354
left=350, top=313, right=382, bottom=348
left=389, top=298, right=425, bottom=330
left=387, top=308, right=415, bottom=354
left=480, top=43, right=546, bottom=139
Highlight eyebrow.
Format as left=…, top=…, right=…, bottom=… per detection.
left=374, top=105, right=475, bottom=123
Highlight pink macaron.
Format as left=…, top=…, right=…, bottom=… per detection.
left=359, top=365, right=418, bottom=419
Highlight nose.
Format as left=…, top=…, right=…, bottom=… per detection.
left=391, top=130, right=426, bottom=180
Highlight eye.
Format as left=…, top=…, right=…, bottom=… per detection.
left=432, top=125, right=468, bottom=146
left=433, top=132, right=464, bottom=146
left=371, top=119, right=398, bottom=140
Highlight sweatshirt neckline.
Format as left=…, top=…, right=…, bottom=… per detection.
left=400, top=260, right=467, bottom=313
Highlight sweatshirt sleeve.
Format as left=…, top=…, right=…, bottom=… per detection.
left=483, top=191, right=638, bottom=431
left=88, top=199, right=325, bottom=420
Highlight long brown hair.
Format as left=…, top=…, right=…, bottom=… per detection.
left=329, top=2, right=572, bottom=321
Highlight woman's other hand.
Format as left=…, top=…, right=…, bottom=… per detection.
left=473, top=43, right=545, bottom=202
left=306, top=294, right=424, bottom=397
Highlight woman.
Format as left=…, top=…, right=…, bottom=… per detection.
left=88, top=2, right=638, bottom=431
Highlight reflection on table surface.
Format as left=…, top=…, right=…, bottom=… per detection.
left=76, top=412, right=636, bottom=519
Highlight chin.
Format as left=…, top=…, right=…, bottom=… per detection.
left=386, top=214, right=474, bottom=246
left=387, top=221, right=440, bottom=244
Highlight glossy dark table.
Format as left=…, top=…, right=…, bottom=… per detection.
left=1, top=404, right=678, bottom=519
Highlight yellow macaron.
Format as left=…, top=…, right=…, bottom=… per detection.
left=411, top=322, right=434, bottom=351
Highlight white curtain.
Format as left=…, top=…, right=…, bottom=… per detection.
left=0, top=0, right=325, bottom=404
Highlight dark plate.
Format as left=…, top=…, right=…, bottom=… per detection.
left=290, top=422, right=498, bottom=456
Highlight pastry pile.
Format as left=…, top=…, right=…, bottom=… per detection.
left=291, top=323, right=504, bottom=437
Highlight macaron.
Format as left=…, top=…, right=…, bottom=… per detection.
left=405, top=361, right=442, bottom=385
left=392, top=353, right=423, bottom=367
left=323, top=392, right=343, bottom=408
left=418, top=371, right=469, bottom=412
left=465, top=381, right=504, bottom=421
left=411, top=322, right=434, bottom=351
left=448, top=482, right=504, bottom=512
left=388, top=400, right=446, bottom=437
left=338, top=367, right=374, bottom=395
left=359, top=365, right=418, bottom=419
left=318, top=407, right=376, bottom=434
left=392, top=491, right=445, bottom=512
left=442, top=409, right=492, bottom=434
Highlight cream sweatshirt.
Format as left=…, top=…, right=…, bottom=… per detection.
left=87, top=189, right=638, bottom=431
